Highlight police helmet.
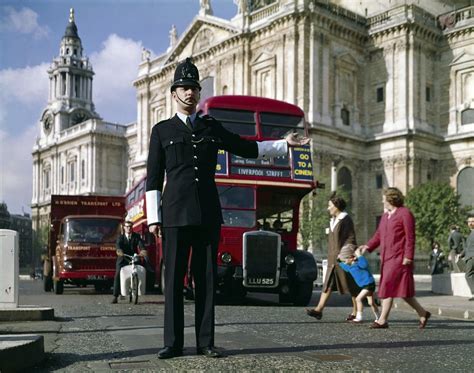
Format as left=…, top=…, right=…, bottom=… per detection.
left=170, top=57, right=201, bottom=92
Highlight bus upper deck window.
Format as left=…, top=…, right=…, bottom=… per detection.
left=208, top=108, right=256, bottom=136
left=260, top=113, right=304, bottom=138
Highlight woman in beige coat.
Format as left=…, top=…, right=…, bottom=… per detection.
left=306, top=195, right=358, bottom=320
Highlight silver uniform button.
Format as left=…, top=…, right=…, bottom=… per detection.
left=193, top=144, right=197, bottom=148
left=195, top=178, right=199, bottom=182
left=192, top=134, right=196, bottom=137
left=170, top=141, right=173, bottom=144
left=194, top=167, right=198, bottom=170
left=194, top=156, right=197, bottom=159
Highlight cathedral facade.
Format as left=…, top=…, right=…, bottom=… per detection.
left=130, top=0, right=474, bottom=243
left=31, top=10, right=128, bottom=232
left=31, top=1, right=474, bottom=245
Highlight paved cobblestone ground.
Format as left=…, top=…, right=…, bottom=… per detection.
left=2, top=280, right=473, bottom=372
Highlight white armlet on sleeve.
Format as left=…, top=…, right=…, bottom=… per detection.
left=257, top=140, right=288, bottom=160
left=146, top=190, right=162, bottom=225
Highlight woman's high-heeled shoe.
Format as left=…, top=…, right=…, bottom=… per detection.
left=306, top=308, right=323, bottom=320
left=419, top=311, right=431, bottom=329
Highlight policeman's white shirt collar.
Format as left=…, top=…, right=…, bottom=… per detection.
left=176, top=111, right=197, bottom=126
left=330, top=211, right=348, bottom=231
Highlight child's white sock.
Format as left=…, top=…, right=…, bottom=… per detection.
left=355, top=312, right=363, bottom=321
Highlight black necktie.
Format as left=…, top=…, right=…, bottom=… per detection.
left=186, top=116, right=193, bottom=131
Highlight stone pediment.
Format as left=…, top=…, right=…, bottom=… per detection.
left=450, top=51, right=474, bottom=66
left=164, top=16, right=239, bottom=65
left=251, top=51, right=275, bottom=65
left=335, top=52, right=361, bottom=68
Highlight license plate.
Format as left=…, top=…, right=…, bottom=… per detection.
left=87, top=275, right=107, bottom=280
left=246, top=277, right=275, bottom=286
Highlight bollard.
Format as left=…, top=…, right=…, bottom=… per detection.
left=0, top=229, right=19, bottom=309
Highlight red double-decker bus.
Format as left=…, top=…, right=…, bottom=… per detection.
left=125, top=95, right=318, bottom=305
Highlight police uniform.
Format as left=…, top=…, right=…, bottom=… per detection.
left=145, top=58, right=288, bottom=356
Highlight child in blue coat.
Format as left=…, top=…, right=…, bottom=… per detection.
left=338, top=244, right=380, bottom=323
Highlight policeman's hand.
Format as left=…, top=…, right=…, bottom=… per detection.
left=402, top=257, right=413, bottom=266
left=116, top=249, right=124, bottom=257
left=149, top=224, right=160, bottom=236
left=285, top=132, right=311, bottom=146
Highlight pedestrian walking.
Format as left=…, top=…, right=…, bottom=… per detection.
left=145, top=57, right=310, bottom=359
left=459, top=216, right=474, bottom=301
left=359, top=187, right=431, bottom=329
left=306, top=195, right=358, bottom=321
left=337, top=244, right=380, bottom=323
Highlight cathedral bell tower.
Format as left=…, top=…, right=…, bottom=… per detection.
left=40, top=8, right=100, bottom=141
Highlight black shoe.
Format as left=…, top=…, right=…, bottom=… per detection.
left=305, top=308, right=323, bottom=320
left=197, top=346, right=223, bottom=358
left=111, top=297, right=118, bottom=304
left=158, top=346, right=183, bottom=359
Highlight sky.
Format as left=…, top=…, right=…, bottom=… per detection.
left=0, top=0, right=237, bottom=215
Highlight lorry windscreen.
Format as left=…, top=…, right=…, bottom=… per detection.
left=64, top=218, right=121, bottom=243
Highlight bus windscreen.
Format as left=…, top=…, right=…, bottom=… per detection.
left=208, top=108, right=256, bottom=136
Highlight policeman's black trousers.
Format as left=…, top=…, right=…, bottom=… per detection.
left=162, top=224, right=221, bottom=349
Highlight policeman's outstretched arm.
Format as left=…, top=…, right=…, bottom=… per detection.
left=284, top=132, right=311, bottom=146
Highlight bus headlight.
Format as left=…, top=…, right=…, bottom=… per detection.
left=221, top=252, right=232, bottom=264
left=284, top=254, right=295, bottom=265
left=64, top=260, right=73, bottom=270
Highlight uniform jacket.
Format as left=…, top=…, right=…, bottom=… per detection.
left=146, top=114, right=259, bottom=227
left=116, top=232, right=144, bottom=258
left=367, top=206, right=415, bottom=298
left=461, top=231, right=474, bottom=260
left=323, top=214, right=357, bottom=294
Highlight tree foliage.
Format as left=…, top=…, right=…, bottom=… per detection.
left=405, top=182, right=470, bottom=252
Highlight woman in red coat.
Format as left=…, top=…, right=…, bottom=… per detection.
left=360, top=187, right=431, bottom=329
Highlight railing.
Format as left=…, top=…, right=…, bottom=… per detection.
left=249, top=1, right=280, bottom=24
left=438, top=5, right=474, bottom=30
left=59, top=120, right=126, bottom=139
left=367, top=4, right=438, bottom=29
left=313, top=0, right=367, bottom=26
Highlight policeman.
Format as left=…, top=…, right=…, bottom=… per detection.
left=146, top=57, right=310, bottom=359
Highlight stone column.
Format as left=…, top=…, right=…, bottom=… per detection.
left=331, top=162, right=337, bottom=192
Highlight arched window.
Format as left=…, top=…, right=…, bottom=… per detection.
left=461, top=109, right=474, bottom=125
left=457, top=167, right=474, bottom=209
left=337, top=166, right=352, bottom=207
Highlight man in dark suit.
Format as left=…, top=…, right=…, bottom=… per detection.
left=112, top=220, right=146, bottom=304
left=145, top=57, right=310, bottom=359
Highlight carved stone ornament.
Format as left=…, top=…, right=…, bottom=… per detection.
left=192, top=28, right=215, bottom=54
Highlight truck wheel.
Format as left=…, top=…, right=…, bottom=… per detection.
left=54, top=279, right=64, bottom=295
left=43, top=275, right=53, bottom=292
left=292, top=281, right=314, bottom=306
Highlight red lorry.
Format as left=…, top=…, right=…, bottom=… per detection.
left=43, top=195, right=125, bottom=294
